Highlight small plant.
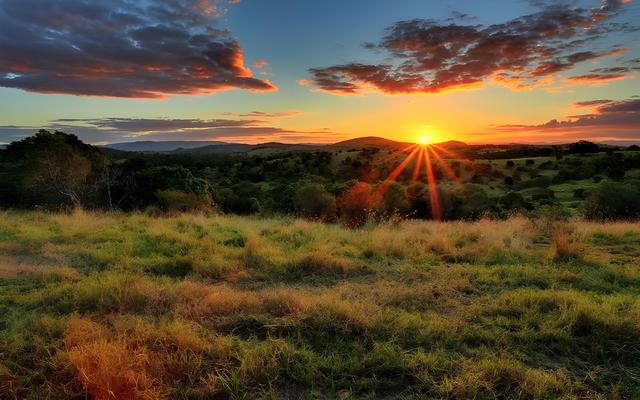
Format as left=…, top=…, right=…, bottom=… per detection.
left=552, top=225, right=582, bottom=261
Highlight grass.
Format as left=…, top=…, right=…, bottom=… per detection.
left=0, top=210, right=639, bottom=399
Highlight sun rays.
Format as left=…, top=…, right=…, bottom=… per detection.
left=373, top=141, right=462, bottom=220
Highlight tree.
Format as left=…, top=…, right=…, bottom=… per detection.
left=377, top=182, right=409, bottom=218
left=293, top=182, right=336, bottom=221
left=0, top=130, right=105, bottom=208
left=504, top=176, right=514, bottom=186
left=339, top=182, right=374, bottom=228
left=499, top=192, right=531, bottom=213
left=219, top=181, right=263, bottom=214
left=453, top=184, right=491, bottom=219
left=569, top=140, right=599, bottom=154
left=584, top=181, right=640, bottom=221
left=133, top=166, right=213, bottom=211
left=407, top=183, right=430, bottom=219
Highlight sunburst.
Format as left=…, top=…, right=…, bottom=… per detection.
left=373, top=142, right=462, bottom=220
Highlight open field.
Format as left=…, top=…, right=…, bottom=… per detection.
left=1, top=211, right=639, bottom=399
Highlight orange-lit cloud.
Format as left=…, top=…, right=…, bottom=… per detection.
left=306, top=2, right=634, bottom=95
left=0, top=0, right=275, bottom=98
left=490, top=96, right=640, bottom=143
left=253, top=59, right=269, bottom=69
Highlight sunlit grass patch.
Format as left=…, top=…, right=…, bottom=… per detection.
left=0, top=212, right=639, bottom=398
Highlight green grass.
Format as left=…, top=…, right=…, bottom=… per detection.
left=1, top=211, right=639, bottom=399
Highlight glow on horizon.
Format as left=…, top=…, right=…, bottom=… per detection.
left=0, top=0, right=638, bottom=146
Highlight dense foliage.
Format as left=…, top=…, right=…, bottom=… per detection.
left=1, top=131, right=640, bottom=221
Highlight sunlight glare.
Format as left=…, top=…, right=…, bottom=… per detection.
left=417, top=136, right=431, bottom=145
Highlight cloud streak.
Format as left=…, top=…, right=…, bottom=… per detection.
left=0, top=115, right=341, bottom=144
left=0, top=0, right=275, bottom=98
left=306, top=1, right=637, bottom=95
left=492, top=96, right=640, bottom=142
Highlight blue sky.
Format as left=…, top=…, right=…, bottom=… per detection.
left=0, top=0, right=639, bottom=144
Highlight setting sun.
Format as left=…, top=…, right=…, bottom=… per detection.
left=417, top=136, right=432, bottom=145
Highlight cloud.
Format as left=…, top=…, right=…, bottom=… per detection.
left=252, top=59, right=269, bottom=69
left=52, top=118, right=261, bottom=132
left=0, top=116, right=339, bottom=144
left=0, top=0, right=275, bottom=98
left=573, top=99, right=613, bottom=106
left=220, top=110, right=300, bottom=118
left=564, top=68, right=631, bottom=83
left=446, top=11, right=478, bottom=22
left=492, top=96, right=640, bottom=142
left=305, top=1, right=637, bottom=95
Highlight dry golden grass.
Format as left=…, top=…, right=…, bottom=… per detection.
left=0, top=256, right=80, bottom=281
left=552, top=224, right=584, bottom=261
left=1, top=211, right=639, bottom=398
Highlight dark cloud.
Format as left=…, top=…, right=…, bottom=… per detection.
left=306, top=1, right=636, bottom=94
left=446, top=11, right=478, bottom=22
left=573, top=99, right=613, bottom=106
left=495, top=97, right=640, bottom=141
left=219, top=110, right=300, bottom=118
left=0, top=116, right=337, bottom=144
left=564, top=66, right=631, bottom=83
left=0, top=0, right=275, bottom=98
left=52, top=118, right=261, bottom=132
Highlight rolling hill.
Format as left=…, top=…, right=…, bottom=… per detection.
left=104, top=141, right=226, bottom=152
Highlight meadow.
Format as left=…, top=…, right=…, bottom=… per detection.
left=1, top=211, right=639, bottom=399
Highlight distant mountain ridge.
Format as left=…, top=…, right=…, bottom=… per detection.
left=104, top=140, right=226, bottom=152
left=332, top=136, right=414, bottom=148
left=99, top=136, right=472, bottom=154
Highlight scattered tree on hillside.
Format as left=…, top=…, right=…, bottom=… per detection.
left=569, top=140, right=599, bottom=155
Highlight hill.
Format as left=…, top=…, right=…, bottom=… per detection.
left=104, top=140, right=226, bottom=152
left=332, top=136, right=414, bottom=148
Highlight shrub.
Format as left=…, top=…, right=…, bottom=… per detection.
left=339, top=182, right=374, bottom=228
left=552, top=225, right=582, bottom=261
left=584, top=181, right=640, bottom=221
left=293, top=182, right=336, bottom=221
left=65, top=338, right=160, bottom=400
left=155, top=190, right=211, bottom=213
left=377, top=182, right=409, bottom=218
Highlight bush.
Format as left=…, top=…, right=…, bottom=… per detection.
left=339, top=182, right=373, bottom=228
left=293, top=182, right=336, bottom=221
left=584, top=181, right=640, bottom=221
left=552, top=225, right=583, bottom=262
left=498, top=192, right=531, bottom=212
left=155, top=190, right=211, bottom=213
left=377, top=182, right=409, bottom=218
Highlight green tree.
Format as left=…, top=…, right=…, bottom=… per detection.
left=584, top=181, right=640, bottom=221
left=293, top=182, right=336, bottom=221
left=0, top=130, right=105, bottom=208
left=454, top=184, right=492, bottom=219
left=378, top=182, right=409, bottom=218
left=133, top=166, right=213, bottom=211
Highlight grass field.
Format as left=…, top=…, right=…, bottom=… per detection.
left=1, top=211, right=639, bottom=399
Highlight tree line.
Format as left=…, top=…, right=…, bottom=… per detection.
left=1, top=130, right=639, bottom=224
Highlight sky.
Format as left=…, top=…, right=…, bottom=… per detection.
left=0, top=0, right=639, bottom=145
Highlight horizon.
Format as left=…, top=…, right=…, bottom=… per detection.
left=1, top=0, right=639, bottom=145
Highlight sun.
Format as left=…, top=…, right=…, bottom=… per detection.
left=417, top=136, right=431, bottom=145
